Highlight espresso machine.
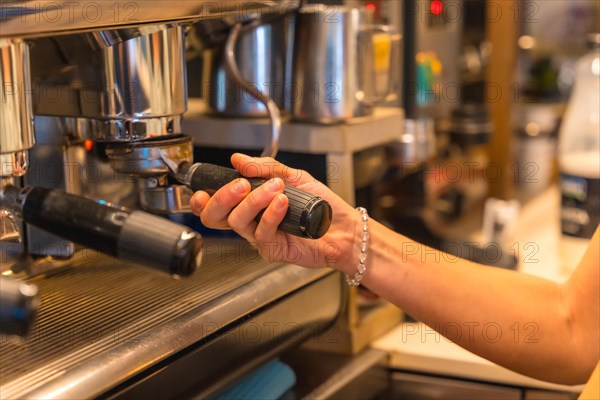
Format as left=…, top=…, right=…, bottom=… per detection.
left=0, top=2, right=342, bottom=398
left=1, top=38, right=40, bottom=337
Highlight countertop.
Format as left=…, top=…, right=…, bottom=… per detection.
left=372, top=186, right=585, bottom=393
left=0, top=241, right=334, bottom=399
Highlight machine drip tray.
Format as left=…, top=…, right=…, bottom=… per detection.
left=0, top=239, right=341, bottom=399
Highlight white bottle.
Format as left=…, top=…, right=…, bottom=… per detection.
left=558, top=34, right=600, bottom=274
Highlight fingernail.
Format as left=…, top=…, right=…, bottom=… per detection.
left=233, top=181, right=247, bottom=194
left=269, top=179, right=282, bottom=192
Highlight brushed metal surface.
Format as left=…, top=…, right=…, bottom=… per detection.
left=30, top=25, right=187, bottom=140
left=290, top=5, right=400, bottom=124
left=0, top=239, right=329, bottom=399
left=114, top=273, right=343, bottom=399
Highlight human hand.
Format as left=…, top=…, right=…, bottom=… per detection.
left=190, top=153, right=360, bottom=272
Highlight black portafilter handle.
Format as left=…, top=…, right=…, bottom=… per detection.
left=184, top=163, right=332, bottom=239
left=0, top=277, right=39, bottom=336
left=1, top=186, right=202, bottom=277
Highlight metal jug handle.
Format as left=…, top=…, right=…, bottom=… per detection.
left=224, top=22, right=281, bottom=159
left=362, top=25, right=402, bottom=105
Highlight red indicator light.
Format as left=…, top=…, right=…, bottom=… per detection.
left=431, top=0, right=443, bottom=15
left=84, top=140, right=93, bottom=152
left=366, top=3, right=376, bottom=11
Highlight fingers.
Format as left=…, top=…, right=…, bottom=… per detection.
left=190, top=191, right=210, bottom=216
left=194, top=179, right=250, bottom=229
left=227, top=178, right=285, bottom=240
left=254, top=193, right=288, bottom=244
left=231, top=153, right=313, bottom=186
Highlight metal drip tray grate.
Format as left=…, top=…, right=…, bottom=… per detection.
left=0, top=240, right=279, bottom=398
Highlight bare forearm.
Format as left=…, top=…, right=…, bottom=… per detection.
left=344, top=219, right=598, bottom=384
left=191, top=155, right=599, bottom=385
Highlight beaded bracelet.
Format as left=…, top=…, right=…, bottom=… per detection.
left=345, top=207, right=369, bottom=287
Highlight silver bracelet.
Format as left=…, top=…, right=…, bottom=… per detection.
left=346, top=207, right=369, bottom=287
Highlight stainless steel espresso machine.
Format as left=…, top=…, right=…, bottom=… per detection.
left=0, top=2, right=342, bottom=398
left=0, top=37, right=41, bottom=338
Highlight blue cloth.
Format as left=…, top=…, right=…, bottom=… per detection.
left=214, top=359, right=296, bottom=400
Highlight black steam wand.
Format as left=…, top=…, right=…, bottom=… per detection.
left=0, top=185, right=202, bottom=277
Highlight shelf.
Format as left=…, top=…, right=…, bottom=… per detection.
left=183, top=99, right=405, bottom=155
